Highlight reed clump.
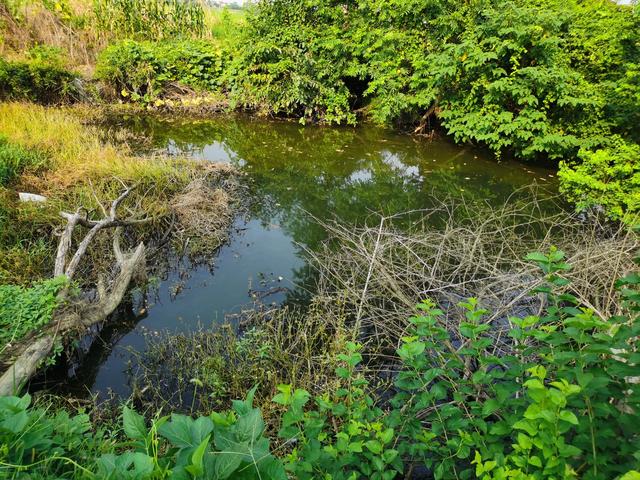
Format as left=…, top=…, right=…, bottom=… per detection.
left=130, top=301, right=349, bottom=428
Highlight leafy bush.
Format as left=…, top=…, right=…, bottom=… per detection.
left=558, top=138, right=640, bottom=222
left=0, top=388, right=285, bottom=479
left=0, top=53, right=77, bottom=103
left=0, top=136, right=48, bottom=186
left=0, top=276, right=67, bottom=350
left=418, top=2, right=600, bottom=160
left=227, top=2, right=362, bottom=124
left=93, top=0, right=204, bottom=40
left=96, top=40, right=227, bottom=103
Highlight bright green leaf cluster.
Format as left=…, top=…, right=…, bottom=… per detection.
left=0, top=276, right=67, bottom=351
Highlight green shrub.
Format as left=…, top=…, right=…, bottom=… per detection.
left=0, top=55, right=78, bottom=103
left=0, top=276, right=67, bottom=350
left=96, top=40, right=227, bottom=103
left=559, top=138, right=640, bottom=222
left=228, top=1, right=362, bottom=124
left=417, top=2, right=602, bottom=160
left=0, top=136, right=48, bottom=186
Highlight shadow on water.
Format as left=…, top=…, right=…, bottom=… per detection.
left=34, top=114, right=558, bottom=398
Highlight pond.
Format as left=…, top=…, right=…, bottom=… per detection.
left=38, top=115, right=557, bottom=398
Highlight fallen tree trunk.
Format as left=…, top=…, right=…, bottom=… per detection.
left=0, top=186, right=149, bottom=396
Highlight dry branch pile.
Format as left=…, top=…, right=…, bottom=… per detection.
left=308, top=196, right=638, bottom=355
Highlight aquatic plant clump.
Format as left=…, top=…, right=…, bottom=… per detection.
left=130, top=302, right=348, bottom=420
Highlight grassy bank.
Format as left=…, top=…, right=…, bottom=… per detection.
left=0, top=102, right=238, bottom=370
left=0, top=102, right=197, bottom=283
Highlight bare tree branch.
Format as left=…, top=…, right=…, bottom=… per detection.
left=1, top=185, right=151, bottom=396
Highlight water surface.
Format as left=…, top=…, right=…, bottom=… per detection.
left=45, top=115, right=557, bottom=397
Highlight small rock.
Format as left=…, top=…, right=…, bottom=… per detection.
left=18, top=192, right=47, bottom=202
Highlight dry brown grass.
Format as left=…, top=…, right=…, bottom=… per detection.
left=171, top=168, right=233, bottom=240
left=0, top=0, right=104, bottom=67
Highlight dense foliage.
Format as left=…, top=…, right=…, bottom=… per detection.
left=226, top=0, right=640, bottom=221
left=0, top=276, right=67, bottom=350
left=233, top=0, right=639, bottom=134
left=0, top=251, right=638, bottom=479
left=96, top=40, right=227, bottom=104
left=0, top=52, right=77, bottom=103
left=559, top=139, right=640, bottom=221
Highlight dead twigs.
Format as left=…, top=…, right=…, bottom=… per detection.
left=307, top=194, right=638, bottom=358
left=0, top=184, right=148, bottom=396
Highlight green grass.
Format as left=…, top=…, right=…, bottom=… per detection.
left=205, top=6, right=245, bottom=44
left=0, top=135, right=48, bottom=186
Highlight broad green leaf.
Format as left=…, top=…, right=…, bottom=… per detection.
left=123, top=406, right=147, bottom=441
left=236, top=408, right=265, bottom=442
left=558, top=410, right=579, bottom=425
left=206, top=452, right=243, bottom=480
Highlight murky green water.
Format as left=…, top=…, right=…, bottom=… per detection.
left=41, top=115, right=558, bottom=397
